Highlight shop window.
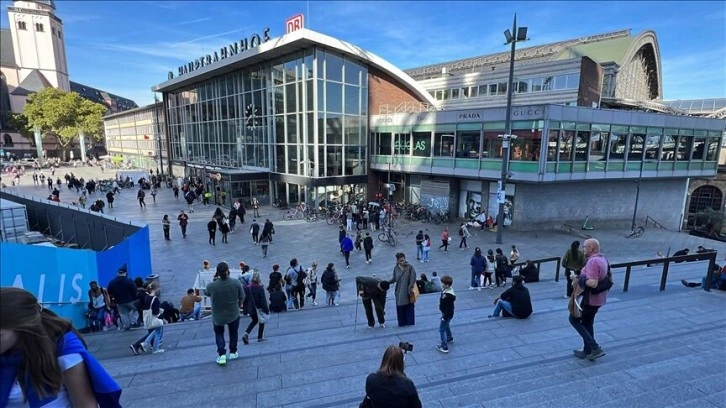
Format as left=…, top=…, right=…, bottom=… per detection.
left=434, top=133, right=454, bottom=157
left=546, top=129, right=559, bottom=161
left=589, top=130, right=607, bottom=162
left=628, top=132, right=645, bottom=161
left=608, top=132, right=627, bottom=160
left=692, top=137, right=706, bottom=160
left=394, top=133, right=411, bottom=156
left=510, top=131, right=541, bottom=161
left=689, top=186, right=722, bottom=213
left=558, top=130, right=574, bottom=161
left=456, top=132, right=480, bottom=158
left=412, top=132, right=431, bottom=157
left=574, top=131, right=589, bottom=161
left=376, top=133, right=392, bottom=155
left=706, top=138, right=719, bottom=161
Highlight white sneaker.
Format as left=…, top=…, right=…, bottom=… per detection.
left=312, top=301, right=318, bottom=306
left=228, top=352, right=239, bottom=360
left=477, top=287, right=482, bottom=291
left=152, top=349, right=165, bottom=354
left=468, top=286, right=475, bottom=290
left=379, top=323, right=386, bottom=328
left=216, top=355, right=227, bottom=365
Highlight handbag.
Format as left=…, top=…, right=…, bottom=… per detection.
left=143, top=296, right=164, bottom=329
left=409, top=281, right=420, bottom=303
left=249, top=288, right=270, bottom=324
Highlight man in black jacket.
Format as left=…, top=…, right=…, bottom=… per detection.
left=356, top=276, right=389, bottom=328
left=437, top=275, right=456, bottom=353
left=488, top=276, right=532, bottom=319
left=363, top=232, right=374, bottom=264
left=107, top=265, right=138, bottom=331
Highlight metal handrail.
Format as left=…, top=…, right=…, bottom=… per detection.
left=511, top=256, right=561, bottom=281
left=610, top=250, right=717, bottom=292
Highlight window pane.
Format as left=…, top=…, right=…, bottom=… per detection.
left=306, top=80, right=313, bottom=112
left=554, top=75, right=567, bottom=90
left=566, top=73, right=580, bottom=89
left=451, top=88, right=460, bottom=99
left=377, top=133, right=392, bottom=155
left=275, top=116, right=285, bottom=143
left=344, top=85, right=359, bottom=115
left=661, top=135, right=676, bottom=160
left=456, top=131, right=480, bottom=158
left=559, top=130, right=574, bottom=161
left=531, top=77, right=543, bottom=92
left=609, top=132, right=627, bottom=160
left=478, top=85, right=487, bottom=96
left=288, top=144, right=299, bottom=174
left=326, top=146, right=342, bottom=176
left=574, top=131, right=589, bottom=161
left=434, top=133, right=454, bottom=157
left=325, top=53, right=343, bottom=82
left=344, top=116, right=360, bottom=145
left=706, top=138, right=719, bottom=161
left=692, top=137, right=706, bottom=160
left=286, top=114, right=298, bottom=144
left=344, top=60, right=361, bottom=85
left=590, top=131, right=607, bottom=162
left=645, top=134, right=661, bottom=160
left=326, top=114, right=342, bottom=144
left=547, top=129, right=559, bottom=161
left=497, top=82, right=507, bottom=95
left=326, top=82, right=343, bottom=113
left=542, top=76, right=554, bottom=91
left=412, top=132, right=431, bottom=157
left=394, top=133, right=411, bottom=155
left=628, top=132, right=645, bottom=161
left=285, top=83, right=297, bottom=113
left=470, top=86, right=478, bottom=97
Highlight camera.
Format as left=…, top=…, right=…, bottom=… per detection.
left=398, top=341, right=414, bottom=353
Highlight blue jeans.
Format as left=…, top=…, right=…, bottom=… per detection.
left=569, top=305, right=600, bottom=354
left=492, top=299, right=513, bottom=317
left=422, top=248, right=430, bottom=262
left=180, top=303, right=201, bottom=321
left=213, top=317, right=240, bottom=356
left=470, top=269, right=480, bottom=288
left=439, top=317, right=453, bottom=349
left=145, top=326, right=164, bottom=351
left=416, top=244, right=423, bottom=259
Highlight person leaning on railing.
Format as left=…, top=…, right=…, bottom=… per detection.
left=562, top=241, right=586, bottom=299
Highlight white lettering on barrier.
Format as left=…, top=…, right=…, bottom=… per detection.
left=58, top=274, right=65, bottom=303
left=70, top=274, right=83, bottom=303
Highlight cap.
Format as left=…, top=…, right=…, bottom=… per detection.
left=118, top=264, right=128, bottom=274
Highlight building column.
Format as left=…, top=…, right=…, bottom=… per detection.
left=78, top=131, right=87, bottom=162
left=34, top=127, right=44, bottom=165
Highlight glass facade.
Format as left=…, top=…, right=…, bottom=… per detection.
left=164, top=47, right=368, bottom=205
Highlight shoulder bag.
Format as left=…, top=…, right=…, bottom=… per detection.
left=143, top=296, right=164, bottom=329
left=409, top=272, right=420, bottom=303
left=250, top=288, right=270, bottom=324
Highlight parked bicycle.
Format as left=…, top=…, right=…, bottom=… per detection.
left=326, top=212, right=343, bottom=225
left=282, top=206, right=305, bottom=221
left=626, top=225, right=645, bottom=238
left=304, top=209, right=319, bottom=222
left=272, top=199, right=289, bottom=209
left=377, top=227, right=397, bottom=247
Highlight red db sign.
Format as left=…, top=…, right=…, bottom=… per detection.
left=286, top=14, right=304, bottom=34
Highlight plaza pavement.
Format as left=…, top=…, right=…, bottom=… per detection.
left=4, top=166, right=726, bottom=407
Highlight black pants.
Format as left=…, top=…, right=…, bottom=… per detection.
left=245, top=312, right=265, bottom=340
left=395, top=303, right=415, bottom=327
left=239, top=214, right=245, bottom=223
left=208, top=231, right=216, bottom=245
left=138, top=198, right=145, bottom=208
left=343, top=251, right=351, bottom=266
left=252, top=232, right=259, bottom=243
left=180, top=225, right=187, bottom=238
left=362, top=294, right=386, bottom=326
left=439, top=239, right=449, bottom=251
left=163, top=227, right=170, bottom=240
left=213, top=317, right=240, bottom=356
left=364, top=248, right=372, bottom=262
left=221, top=232, right=228, bottom=243
left=292, top=285, right=305, bottom=308
left=459, top=237, right=468, bottom=248
left=495, top=270, right=506, bottom=286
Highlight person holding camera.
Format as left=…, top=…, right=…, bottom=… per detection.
left=360, top=345, right=422, bottom=408
left=356, top=276, right=389, bottom=328
left=389, top=252, right=417, bottom=327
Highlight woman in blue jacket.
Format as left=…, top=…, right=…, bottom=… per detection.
left=469, top=247, right=487, bottom=290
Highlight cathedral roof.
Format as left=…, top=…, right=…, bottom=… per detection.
left=10, top=69, right=52, bottom=96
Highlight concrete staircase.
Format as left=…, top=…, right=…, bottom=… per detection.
left=85, top=264, right=726, bottom=408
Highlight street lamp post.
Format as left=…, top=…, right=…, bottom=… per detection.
left=153, top=95, right=165, bottom=178
left=496, top=14, right=528, bottom=245
left=632, top=161, right=647, bottom=231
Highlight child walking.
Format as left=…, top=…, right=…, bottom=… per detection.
left=436, top=275, right=456, bottom=353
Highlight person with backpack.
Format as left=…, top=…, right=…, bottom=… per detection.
left=321, top=263, right=341, bottom=306
left=458, top=223, right=470, bottom=250
left=185, top=190, right=196, bottom=213
left=568, top=238, right=609, bottom=361
left=87, top=281, right=111, bottom=332
left=494, top=248, right=510, bottom=287
left=285, top=259, right=306, bottom=309
left=363, top=232, right=374, bottom=264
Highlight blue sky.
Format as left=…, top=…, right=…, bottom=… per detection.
left=2, top=1, right=724, bottom=106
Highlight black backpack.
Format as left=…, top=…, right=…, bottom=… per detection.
left=458, top=228, right=464, bottom=236
left=296, top=266, right=307, bottom=287
left=495, top=255, right=509, bottom=272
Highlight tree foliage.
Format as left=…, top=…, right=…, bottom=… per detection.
left=21, top=87, right=106, bottom=150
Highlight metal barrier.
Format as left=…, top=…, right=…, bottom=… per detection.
left=511, top=257, right=561, bottom=281
left=610, top=250, right=718, bottom=292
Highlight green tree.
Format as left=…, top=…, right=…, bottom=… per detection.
left=22, top=87, right=106, bottom=160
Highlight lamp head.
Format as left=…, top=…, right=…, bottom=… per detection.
left=516, top=27, right=528, bottom=41
left=503, top=29, right=513, bottom=44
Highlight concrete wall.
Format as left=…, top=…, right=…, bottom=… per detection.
left=514, top=178, right=687, bottom=231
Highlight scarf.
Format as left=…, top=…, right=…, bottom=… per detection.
left=0, top=331, right=122, bottom=408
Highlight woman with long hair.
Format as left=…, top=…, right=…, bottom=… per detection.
left=140, top=283, right=165, bottom=354
left=0, top=287, right=121, bottom=407
left=362, top=345, right=421, bottom=407
left=562, top=240, right=586, bottom=298
left=242, top=272, right=270, bottom=344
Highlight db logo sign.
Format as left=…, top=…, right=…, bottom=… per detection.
left=286, top=14, right=304, bottom=34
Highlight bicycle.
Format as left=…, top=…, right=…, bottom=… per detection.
left=377, top=227, right=397, bottom=247
left=326, top=212, right=343, bottom=225
left=626, top=225, right=645, bottom=238
left=282, top=207, right=304, bottom=221
left=305, top=209, right=319, bottom=222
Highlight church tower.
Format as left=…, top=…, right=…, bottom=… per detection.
left=7, top=0, right=69, bottom=91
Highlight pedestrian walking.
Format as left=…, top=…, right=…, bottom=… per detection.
left=389, top=252, right=417, bottom=327
left=341, top=234, right=354, bottom=269
left=569, top=238, right=609, bottom=361
left=220, top=219, right=230, bottom=244
left=562, top=240, right=586, bottom=298
left=436, top=275, right=456, bottom=353
left=242, top=271, right=269, bottom=344
left=320, top=263, right=340, bottom=306
left=263, top=219, right=275, bottom=243
left=228, top=207, right=237, bottom=232
left=250, top=219, right=260, bottom=244
left=415, top=230, right=424, bottom=261
left=137, top=188, right=146, bottom=209
left=363, top=232, right=374, bottom=264
left=150, top=187, right=157, bottom=204
left=237, top=201, right=246, bottom=224
left=458, top=223, right=470, bottom=249
left=362, top=208, right=369, bottom=229
left=106, top=190, right=115, bottom=209
left=346, top=211, right=353, bottom=231
left=439, top=227, right=450, bottom=252
left=259, top=230, right=271, bottom=258
left=207, top=218, right=217, bottom=245
left=469, top=247, right=486, bottom=290
left=162, top=215, right=171, bottom=241
left=178, top=210, right=189, bottom=238
left=494, top=248, right=509, bottom=287
left=173, top=185, right=179, bottom=199
left=305, top=261, right=319, bottom=306
left=206, top=262, right=245, bottom=366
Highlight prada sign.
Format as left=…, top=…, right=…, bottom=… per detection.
left=167, top=28, right=272, bottom=80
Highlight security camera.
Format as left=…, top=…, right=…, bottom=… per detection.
left=502, top=171, right=514, bottom=180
